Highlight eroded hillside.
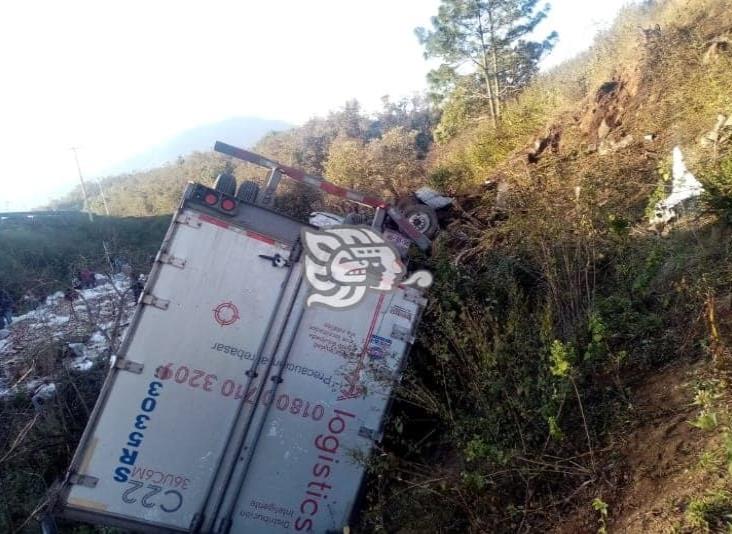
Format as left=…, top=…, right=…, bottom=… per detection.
left=361, top=0, right=732, bottom=531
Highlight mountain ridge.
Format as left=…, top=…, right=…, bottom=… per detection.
left=98, top=116, right=292, bottom=177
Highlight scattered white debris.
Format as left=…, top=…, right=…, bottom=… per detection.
left=90, top=331, right=106, bottom=344
left=414, top=187, right=453, bottom=210
left=68, top=343, right=86, bottom=359
left=71, top=358, right=94, bottom=372
left=45, top=314, right=70, bottom=326
left=700, top=113, right=732, bottom=148
left=0, top=274, right=135, bottom=400
left=45, top=291, right=64, bottom=306
left=79, top=281, right=123, bottom=300
left=24, top=379, right=42, bottom=394
left=31, top=382, right=56, bottom=411
left=599, top=134, right=634, bottom=155
left=13, top=308, right=42, bottom=324
left=652, top=146, right=705, bottom=225
left=309, top=212, right=344, bottom=228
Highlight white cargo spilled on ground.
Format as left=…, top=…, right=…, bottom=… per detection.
left=0, top=274, right=135, bottom=399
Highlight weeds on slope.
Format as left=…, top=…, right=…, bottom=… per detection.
left=359, top=1, right=732, bottom=527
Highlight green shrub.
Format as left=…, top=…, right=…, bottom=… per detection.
left=701, top=155, right=732, bottom=223
left=685, top=490, right=732, bottom=531
left=0, top=365, right=109, bottom=533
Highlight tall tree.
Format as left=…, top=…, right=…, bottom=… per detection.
left=416, top=0, right=557, bottom=127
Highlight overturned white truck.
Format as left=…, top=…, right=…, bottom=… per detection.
left=49, top=142, right=449, bottom=533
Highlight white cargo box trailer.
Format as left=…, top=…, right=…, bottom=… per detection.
left=52, top=144, right=432, bottom=533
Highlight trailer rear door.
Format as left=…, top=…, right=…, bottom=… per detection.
left=225, top=286, right=424, bottom=533
left=62, top=208, right=296, bottom=531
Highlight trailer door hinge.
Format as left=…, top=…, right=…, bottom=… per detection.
left=69, top=473, right=99, bottom=488
left=289, top=239, right=303, bottom=263
left=159, top=253, right=186, bottom=269
left=141, top=294, right=170, bottom=310
left=113, top=358, right=144, bottom=374
left=391, top=325, right=415, bottom=344
left=189, top=512, right=204, bottom=532
left=176, top=214, right=202, bottom=228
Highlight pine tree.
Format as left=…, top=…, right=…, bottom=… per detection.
left=416, top=0, right=557, bottom=127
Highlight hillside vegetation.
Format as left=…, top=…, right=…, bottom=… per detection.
left=370, top=0, right=732, bottom=531
left=52, top=98, right=435, bottom=221
left=10, top=0, right=732, bottom=532
left=0, top=215, right=168, bottom=302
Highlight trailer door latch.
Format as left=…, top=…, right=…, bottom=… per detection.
left=69, top=473, right=99, bottom=488
left=175, top=214, right=202, bottom=228
left=113, top=358, right=144, bottom=374
left=141, top=294, right=170, bottom=310
left=159, top=253, right=187, bottom=269
left=258, top=253, right=289, bottom=268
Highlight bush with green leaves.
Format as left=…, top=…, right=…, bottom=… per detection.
left=685, top=490, right=732, bottom=532
left=0, top=365, right=109, bottom=533
left=701, top=155, right=732, bottom=223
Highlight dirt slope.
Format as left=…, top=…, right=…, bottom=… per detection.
left=554, top=356, right=732, bottom=533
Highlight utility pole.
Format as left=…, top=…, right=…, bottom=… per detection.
left=71, top=147, right=110, bottom=218
left=71, top=147, right=94, bottom=222
left=95, top=175, right=110, bottom=217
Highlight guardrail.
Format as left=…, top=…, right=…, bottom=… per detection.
left=0, top=211, right=88, bottom=221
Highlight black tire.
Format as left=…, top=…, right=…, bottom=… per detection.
left=402, top=203, right=439, bottom=238
left=344, top=212, right=366, bottom=225
left=214, top=173, right=236, bottom=196
left=236, top=180, right=260, bottom=204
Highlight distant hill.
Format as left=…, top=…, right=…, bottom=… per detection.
left=101, top=116, right=291, bottom=176
left=51, top=100, right=434, bottom=219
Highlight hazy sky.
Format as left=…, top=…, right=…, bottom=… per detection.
left=0, top=0, right=635, bottom=211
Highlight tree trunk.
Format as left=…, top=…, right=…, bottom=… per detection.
left=484, top=66, right=497, bottom=128
left=475, top=1, right=498, bottom=127
left=491, top=49, right=501, bottom=118
left=487, top=7, right=502, bottom=119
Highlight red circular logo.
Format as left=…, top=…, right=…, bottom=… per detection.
left=213, top=301, right=240, bottom=326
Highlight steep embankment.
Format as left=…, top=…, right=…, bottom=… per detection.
left=359, top=1, right=732, bottom=532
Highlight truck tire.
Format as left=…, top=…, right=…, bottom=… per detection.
left=236, top=180, right=259, bottom=204
left=214, top=173, right=236, bottom=196
left=344, top=212, right=366, bottom=225
left=236, top=180, right=260, bottom=204
left=402, top=203, right=439, bottom=239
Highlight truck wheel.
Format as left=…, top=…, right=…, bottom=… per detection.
left=344, top=212, right=366, bottom=225
left=403, top=203, right=439, bottom=239
left=214, top=173, right=236, bottom=196
left=236, top=181, right=260, bottom=204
